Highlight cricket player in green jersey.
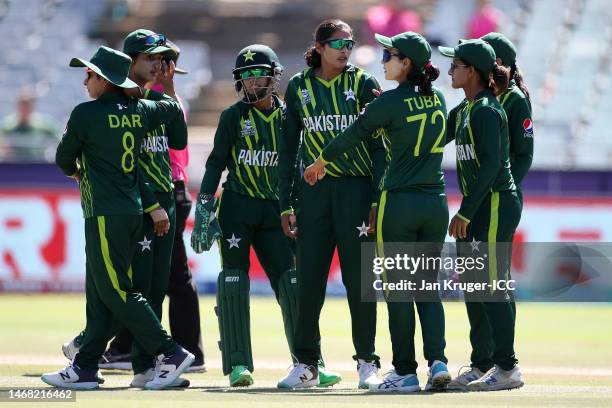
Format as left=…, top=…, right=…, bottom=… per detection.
left=439, top=39, right=523, bottom=391
left=41, top=46, right=194, bottom=390
left=190, top=44, right=338, bottom=388
left=305, top=32, right=452, bottom=393
left=481, top=33, right=533, bottom=203
left=277, top=19, right=385, bottom=389
left=60, top=30, right=191, bottom=388
left=445, top=32, right=533, bottom=391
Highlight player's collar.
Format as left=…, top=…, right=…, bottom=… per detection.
left=97, top=90, right=128, bottom=102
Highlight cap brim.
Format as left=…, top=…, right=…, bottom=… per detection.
left=374, top=33, right=393, bottom=48
left=69, top=57, right=139, bottom=89
left=145, top=45, right=173, bottom=54
left=438, top=46, right=456, bottom=58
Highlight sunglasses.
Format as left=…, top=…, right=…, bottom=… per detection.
left=382, top=48, right=405, bottom=63
left=323, top=38, right=355, bottom=50
left=239, top=68, right=272, bottom=79
left=450, top=62, right=470, bottom=71
left=144, top=34, right=166, bottom=46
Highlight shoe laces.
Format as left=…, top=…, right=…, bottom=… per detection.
left=455, top=364, right=475, bottom=380
left=357, top=359, right=378, bottom=377
left=480, top=366, right=500, bottom=381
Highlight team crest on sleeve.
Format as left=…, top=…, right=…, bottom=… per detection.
left=240, top=119, right=256, bottom=138
left=523, top=118, right=533, bottom=138
left=301, top=89, right=311, bottom=106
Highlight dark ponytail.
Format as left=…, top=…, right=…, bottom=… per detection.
left=407, top=61, right=440, bottom=96
left=478, top=64, right=510, bottom=96
left=510, top=62, right=530, bottom=101
left=304, top=19, right=353, bottom=68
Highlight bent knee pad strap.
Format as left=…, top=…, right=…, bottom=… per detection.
left=277, top=268, right=298, bottom=359
left=216, top=269, right=253, bottom=375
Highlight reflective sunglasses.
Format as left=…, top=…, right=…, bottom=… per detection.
left=144, top=34, right=166, bottom=46
left=382, top=48, right=404, bottom=63
left=323, top=38, right=355, bottom=50
left=239, top=68, right=272, bottom=79
left=450, top=62, right=470, bottom=71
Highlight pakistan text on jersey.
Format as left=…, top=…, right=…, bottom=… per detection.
left=140, top=135, right=169, bottom=154
left=302, top=114, right=358, bottom=133
left=237, top=149, right=279, bottom=167
left=456, top=144, right=477, bottom=161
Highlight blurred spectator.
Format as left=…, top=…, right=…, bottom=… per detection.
left=1, top=87, right=60, bottom=162
left=467, top=0, right=503, bottom=39
left=365, top=0, right=422, bottom=43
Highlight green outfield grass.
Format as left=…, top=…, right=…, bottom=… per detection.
left=0, top=294, right=611, bottom=407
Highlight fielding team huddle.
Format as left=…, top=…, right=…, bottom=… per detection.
left=42, top=17, right=533, bottom=393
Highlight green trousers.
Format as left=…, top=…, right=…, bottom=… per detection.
left=75, top=215, right=176, bottom=370
left=128, top=191, right=176, bottom=373
left=293, top=176, right=378, bottom=366
left=217, top=189, right=293, bottom=292
left=74, top=192, right=176, bottom=374
left=377, top=190, right=449, bottom=375
left=458, top=190, right=521, bottom=372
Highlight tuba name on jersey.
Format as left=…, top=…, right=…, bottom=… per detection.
left=238, top=149, right=278, bottom=167
left=302, top=114, right=358, bottom=133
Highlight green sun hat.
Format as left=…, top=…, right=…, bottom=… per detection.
left=123, top=28, right=172, bottom=55
left=374, top=31, right=431, bottom=69
left=69, top=46, right=138, bottom=88
left=480, top=32, right=517, bottom=67
left=438, top=39, right=496, bottom=76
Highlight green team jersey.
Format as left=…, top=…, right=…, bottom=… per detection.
left=447, top=89, right=515, bottom=221
left=138, top=88, right=188, bottom=193
left=321, top=81, right=446, bottom=194
left=200, top=95, right=283, bottom=200
left=55, top=91, right=185, bottom=218
left=498, top=80, right=533, bottom=186
left=279, top=63, right=386, bottom=212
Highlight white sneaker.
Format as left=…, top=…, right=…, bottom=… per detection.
left=130, top=368, right=190, bottom=388
left=357, top=359, right=379, bottom=389
left=468, top=365, right=524, bottom=391
left=277, top=363, right=319, bottom=389
left=425, top=360, right=451, bottom=391
left=61, top=338, right=80, bottom=361
left=447, top=365, right=485, bottom=391
left=41, top=362, right=99, bottom=390
left=368, top=370, right=420, bottom=392
left=144, top=346, right=195, bottom=390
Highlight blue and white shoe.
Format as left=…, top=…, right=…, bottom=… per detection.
left=425, top=360, right=451, bottom=391
left=144, top=346, right=195, bottom=390
left=368, top=370, right=420, bottom=392
left=447, top=365, right=485, bottom=391
left=41, top=361, right=99, bottom=390
left=467, top=365, right=524, bottom=391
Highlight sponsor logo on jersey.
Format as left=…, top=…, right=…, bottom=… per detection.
left=523, top=118, right=534, bottom=138
left=240, top=119, right=257, bottom=138
left=302, top=114, right=358, bottom=133
left=456, top=143, right=477, bottom=161
left=301, top=89, right=311, bottom=105
left=237, top=148, right=279, bottom=167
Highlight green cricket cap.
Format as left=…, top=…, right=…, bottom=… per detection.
left=69, top=46, right=138, bottom=89
left=480, top=32, right=517, bottom=66
left=123, top=29, right=172, bottom=55
left=375, top=31, right=431, bottom=69
left=438, top=39, right=496, bottom=75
